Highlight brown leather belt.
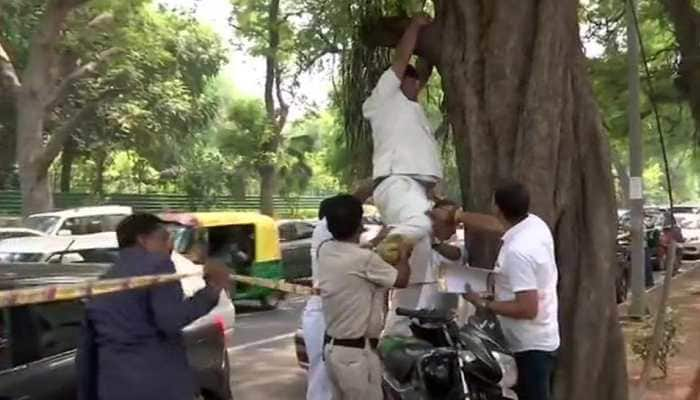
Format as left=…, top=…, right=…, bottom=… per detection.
left=324, top=334, right=378, bottom=350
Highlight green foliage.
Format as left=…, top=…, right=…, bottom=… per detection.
left=631, top=306, right=682, bottom=377
left=67, top=3, right=229, bottom=168
left=584, top=0, right=700, bottom=204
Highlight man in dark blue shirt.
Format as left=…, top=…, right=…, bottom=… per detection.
left=77, top=213, right=229, bottom=400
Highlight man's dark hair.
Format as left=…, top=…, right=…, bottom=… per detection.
left=116, top=213, right=164, bottom=249
left=404, top=64, right=419, bottom=80
left=325, top=194, right=363, bottom=240
left=494, top=181, right=530, bottom=223
left=318, top=197, right=334, bottom=220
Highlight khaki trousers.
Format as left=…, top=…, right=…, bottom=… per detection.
left=323, top=343, right=383, bottom=400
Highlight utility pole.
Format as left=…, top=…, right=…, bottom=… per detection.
left=626, top=0, right=646, bottom=318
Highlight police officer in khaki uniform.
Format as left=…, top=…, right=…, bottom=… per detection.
left=318, top=194, right=411, bottom=400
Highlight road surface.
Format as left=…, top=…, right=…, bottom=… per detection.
left=229, top=297, right=307, bottom=400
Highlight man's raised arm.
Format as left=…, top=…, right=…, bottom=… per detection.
left=391, top=15, right=432, bottom=79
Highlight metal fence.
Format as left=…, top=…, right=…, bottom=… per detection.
left=0, top=191, right=326, bottom=217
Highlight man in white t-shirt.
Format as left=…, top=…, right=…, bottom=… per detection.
left=463, top=182, right=559, bottom=400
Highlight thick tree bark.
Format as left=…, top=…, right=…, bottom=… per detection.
left=258, top=165, right=276, bottom=217
left=16, top=96, right=53, bottom=214
left=432, top=2, right=627, bottom=399
left=60, top=139, right=77, bottom=193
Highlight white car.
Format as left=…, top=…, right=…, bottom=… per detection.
left=0, top=227, right=46, bottom=241
left=677, top=214, right=700, bottom=261
left=0, top=232, right=118, bottom=263
left=23, top=205, right=132, bottom=236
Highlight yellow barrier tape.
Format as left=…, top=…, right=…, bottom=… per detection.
left=0, top=272, right=318, bottom=308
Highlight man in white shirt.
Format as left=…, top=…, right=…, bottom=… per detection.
left=463, top=182, right=559, bottom=400
left=362, top=14, right=443, bottom=336
left=362, top=14, right=439, bottom=246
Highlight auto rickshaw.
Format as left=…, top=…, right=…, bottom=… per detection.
left=161, top=211, right=284, bottom=308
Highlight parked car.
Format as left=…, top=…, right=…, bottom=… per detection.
left=277, top=219, right=315, bottom=281
left=618, top=209, right=664, bottom=270
left=0, top=262, right=235, bottom=400
left=0, top=232, right=119, bottom=263
left=23, top=206, right=132, bottom=236
left=0, top=228, right=45, bottom=241
left=677, top=214, right=700, bottom=261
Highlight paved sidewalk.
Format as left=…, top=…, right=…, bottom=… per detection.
left=624, top=263, right=700, bottom=400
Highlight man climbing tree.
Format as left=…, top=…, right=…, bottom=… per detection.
left=355, top=2, right=628, bottom=399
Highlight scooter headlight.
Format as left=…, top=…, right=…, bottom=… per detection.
left=491, top=351, right=518, bottom=388
left=459, top=350, right=476, bottom=363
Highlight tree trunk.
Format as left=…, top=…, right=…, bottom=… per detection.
left=611, top=149, right=630, bottom=208
left=0, top=113, right=16, bottom=190
left=434, top=2, right=627, bottom=399
left=16, top=95, right=53, bottom=215
left=93, top=151, right=106, bottom=197
left=60, top=139, right=77, bottom=193
left=259, top=164, right=276, bottom=217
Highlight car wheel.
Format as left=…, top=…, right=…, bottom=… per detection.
left=260, top=291, right=285, bottom=309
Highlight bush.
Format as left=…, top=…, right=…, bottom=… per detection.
left=630, top=306, right=682, bottom=377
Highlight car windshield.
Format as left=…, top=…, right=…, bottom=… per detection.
left=680, top=218, right=700, bottom=230
left=24, top=216, right=60, bottom=234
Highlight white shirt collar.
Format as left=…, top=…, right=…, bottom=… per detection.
left=501, top=214, right=532, bottom=243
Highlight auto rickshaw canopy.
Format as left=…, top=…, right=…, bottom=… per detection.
left=161, top=211, right=281, bottom=263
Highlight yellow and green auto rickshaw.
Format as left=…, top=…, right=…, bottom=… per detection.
left=161, top=211, right=284, bottom=308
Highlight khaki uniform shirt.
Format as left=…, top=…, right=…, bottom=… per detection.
left=318, top=240, right=398, bottom=339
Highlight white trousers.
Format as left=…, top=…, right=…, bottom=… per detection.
left=302, top=296, right=332, bottom=400
left=373, top=175, right=432, bottom=242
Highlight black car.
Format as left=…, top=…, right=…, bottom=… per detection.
left=277, top=220, right=315, bottom=281
left=0, top=263, right=233, bottom=400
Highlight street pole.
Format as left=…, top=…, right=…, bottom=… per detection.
left=626, top=0, right=646, bottom=318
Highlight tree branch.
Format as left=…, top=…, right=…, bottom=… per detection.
left=275, top=67, right=289, bottom=130
left=37, top=104, right=95, bottom=174
left=0, top=41, right=22, bottom=100
left=46, top=47, right=121, bottom=108
left=360, top=16, right=441, bottom=66
left=37, top=87, right=118, bottom=173
left=87, top=12, right=115, bottom=29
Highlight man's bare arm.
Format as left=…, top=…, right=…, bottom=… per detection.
left=392, top=15, right=431, bottom=79
left=433, top=242, right=462, bottom=261
left=465, top=290, right=538, bottom=320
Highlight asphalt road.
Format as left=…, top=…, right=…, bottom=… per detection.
left=229, top=296, right=307, bottom=400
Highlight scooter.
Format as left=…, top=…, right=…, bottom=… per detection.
left=380, top=307, right=518, bottom=400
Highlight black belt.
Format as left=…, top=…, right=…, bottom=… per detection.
left=373, top=175, right=436, bottom=191
left=324, top=334, right=378, bottom=350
